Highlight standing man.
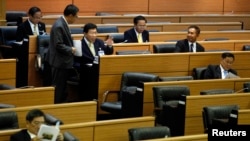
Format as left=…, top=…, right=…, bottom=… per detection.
left=124, top=15, right=149, bottom=43
left=174, top=25, right=205, bottom=52
left=15, top=6, right=46, bottom=87
left=75, top=23, right=114, bottom=101
left=46, top=4, right=79, bottom=103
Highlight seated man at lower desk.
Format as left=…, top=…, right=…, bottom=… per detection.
left=204, top=52, right=239, bottom=79
left=10, top=109, right=64, bottom=141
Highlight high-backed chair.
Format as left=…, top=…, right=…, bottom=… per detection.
left=159, top=76, right=193, bottom=81
left=0, top=26, right=17, bottom=46
left=6, top=11, right=27, bottom=26
left=128, top=126, right=171, bottom=141
left=109, top=33, right=125, bottom=43
left=153, top=44, right=176, bottom=53
left=70, top=28, right=83, bottom=34
left=242, top=45, right=250, bottom=51
left=243, top=82, right=250, bottom=92
left=192, top=66, right=207, bottom=80
left=153, top=85, right=190, bottom=136
left=36, top=35, right=52, bottom=86
left=100, top=72, right=159, bottom=118
left=202, top=105, right=239, bottom=133
left=63, top=131, right=79, bottom=141
left=97, top=26, right=118, bottom=33
left=45, top=113, right=64, bottom=126
left=200, top=89, right=234, bottom=95
left=0, top=111, right=19, bottom=130
left=0, top=103, right=15, bottom=108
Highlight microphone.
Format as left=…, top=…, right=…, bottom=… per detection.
left=118, top=40, right=128, bottom=44
left=234, top=87, right=249, bottom=93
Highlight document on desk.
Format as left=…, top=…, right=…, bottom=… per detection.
left=73, top=40, right=82, bottom=56
left=37, top=124, right=59, bottom=141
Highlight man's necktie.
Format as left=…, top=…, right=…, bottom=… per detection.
left=190, top=43, right=193, bottom=52
left=33, top=24, right=37, bottom=35
left=138, top=33, right=143, bottom=43
left=223, top=70, right=228, bottom=79
left=89, top=42, right=96, bottom=56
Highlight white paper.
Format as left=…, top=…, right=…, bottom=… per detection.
left=225, top=72, right=240, bottom=79
left=73, top=40, right=82, bottom=56
left=37, top=124, right=60, bottom=141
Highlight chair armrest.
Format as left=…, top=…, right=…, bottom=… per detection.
left=102, top=90, right=120, bottom=103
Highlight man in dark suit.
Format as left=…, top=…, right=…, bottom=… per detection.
left=15, top=6, right=46, bottom=87
left=10, top=109, right=63, bottom=141
left=174, top=25, right=205, bottom=52
left=16, top=6, right=46, bottom=42
left=204, top=52, right=238, bottom=79
left=75, top=23, right=114, bottom=101
left=46, top=4, right=79, bottom=103
left=124, top=15, right=149, bottom=43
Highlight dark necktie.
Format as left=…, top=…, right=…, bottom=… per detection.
left=190, top=43, right=193, bottom=52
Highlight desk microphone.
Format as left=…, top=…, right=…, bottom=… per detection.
left=234, top=87, right=249, bottom=93
left=118, top=40, right=128, bottom=44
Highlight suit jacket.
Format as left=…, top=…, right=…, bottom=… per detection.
left=124, top=28, right=149, bottom=43
left=46, top=17, right=74, bottom=69
left=174, top=39, right=205, bottom=52
left=204, top=64, right=237, bottom=79
left=75, top=38, right=114, bottom=65
left=10, top=129, right=31, bottom=141
left=16, top=20, right=46, bottom=42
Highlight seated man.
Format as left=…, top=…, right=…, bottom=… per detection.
left=124, top=15, right=149, bottom=43
left=10, top=109, right=64, bottom=141
left=174, top=25, right=205, bottom=53
left=204, top=52, right=238, bottom=79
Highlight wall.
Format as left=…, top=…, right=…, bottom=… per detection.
left=5, top=0, right=250, bottom=16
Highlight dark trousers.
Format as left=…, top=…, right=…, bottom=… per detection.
left=51, top=67, right=70, bottom=103
left=78, top=64, right=99, bottom=101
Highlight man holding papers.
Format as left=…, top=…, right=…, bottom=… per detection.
left=204, top=52, right=239, bottom=79
left=10, top=109, right=63, bottom=141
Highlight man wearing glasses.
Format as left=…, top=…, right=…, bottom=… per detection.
left=124, top=15, right=149, bottom=43
left=10, top=109, right=64, bottom=141
left=204, top=52, right=238, bottom=79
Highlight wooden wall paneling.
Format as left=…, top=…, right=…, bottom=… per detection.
left=224, top=0, right=250, bottom=14
left=0, top=0, right=6, bottom=25
left=149, top=0, right=224, bottom=14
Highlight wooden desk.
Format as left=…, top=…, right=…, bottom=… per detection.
left=0, top=87, right=54, bottom=107
left=182, top=93, right=250, bottom=135
left=0, top=116, right=154, bottom=141
left=0, top=101, right=97, bottom=129
left=140, top=134, right=207, bottom=141
left=0, top=59, right=16, bottom=86
left=235, top=109, right=250, bottom=125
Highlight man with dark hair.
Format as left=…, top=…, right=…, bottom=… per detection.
left=46, top=4, right=79, bottom=103
left=75, top=23, right=113, bottom=101
left=174, top=25, right=205, bottom=52
left=124, top=15, right=149, bottom=43
left=204, top=52, right=238, bottom=79
left=16, top=6, right=46, bottom=42
left=10, top=109, right=64, bottom=141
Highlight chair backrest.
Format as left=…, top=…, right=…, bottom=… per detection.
left=0, top=111, right=19, bottom=130
left=63, top=131, right=79, bottom=141
left=153, top=44, right=176, bottom=53
left=159, top=76, right=193, bottom=81
left=70, top=28, right=83, bottom=34
left=204, top=37, right=229, bottom=41
left=45, top=113, right=64, bottom=126
left=37, top=35, right=50, bottom=72
left=192, top=67, right=207, bottom=80
left=120, top=72, right=159, bottom=117
left=95, top=12, right=117, bottom=16
left=128, top=126, right=171, bottom=141
left=6, top=11, right=27, bottom=26
left=0, top=26, right=17, bottom=46
left=153, top=85, right=190, bottom=109
left=0, top=103, right=15, bottom=108
left=243, top=82, right=250, bottom=92
left=200, top=89, right=235, bottom=95
left=202, top=104, right=239, bottom=133
left=109, top=33, right=125, bottom=43
left=97, top=26, right=118, bottom=33
left=116, top=50, right=151, bottom=55
left=242, top=45, right=250, bottom=51
left=0, top=84, right=15, bottom=90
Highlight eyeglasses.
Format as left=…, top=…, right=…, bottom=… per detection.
left=32, top=16, right=42, bottom=20
left=223, top=59, right=234, bottom=65
left=137, top=25, right=146, bottom=28
left=31, top=120, right=46, bottom=126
